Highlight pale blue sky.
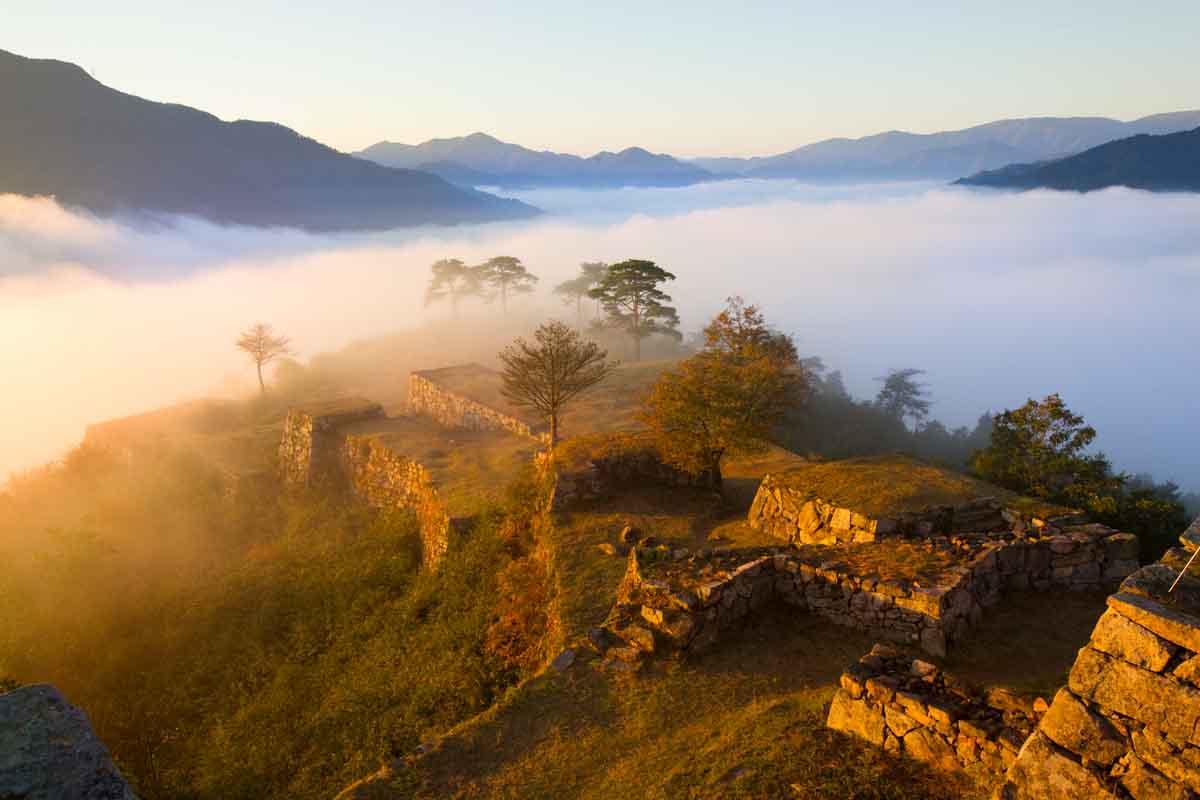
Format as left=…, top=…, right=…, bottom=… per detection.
left=6, top=1, right=1198, bottom=156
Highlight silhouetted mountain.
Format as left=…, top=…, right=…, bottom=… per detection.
left=956, top=127, right=1200, bottom=192
left=691, top=112, right=1200, bottom=181
left=357, top=133, right=714, bottom=188
left=0, top=49, right=537, bottom=230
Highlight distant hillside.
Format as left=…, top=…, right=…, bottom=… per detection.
left=691, top=112, right=1200, bottom=181
left=0, top=49, right=537, bottom=230
left=357, top=132, right=714, bottom=189
left=956, top=127, right=1200, bottom=192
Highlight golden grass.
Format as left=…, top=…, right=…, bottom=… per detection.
left=769, top=455, right=1067, bottom=519
left=381, top=610, right=985, bottom=800
left=342, top=414, right=538, bottom=517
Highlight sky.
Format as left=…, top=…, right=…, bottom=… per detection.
left=6, top=1, right=1199, bottom=157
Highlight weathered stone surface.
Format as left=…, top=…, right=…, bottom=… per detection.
left=827, top=689, right=886, bottom=746
left=1038, top=688, right=1127, bottom=766
left=1121, top=755, right=1193, bottom=800
left=550, top=649, right=576, bottom=672
left=1089, top=609, right=1179, bottom=672
left=999, top=732, right=1117, bottom=800
left=1070, top=647, right=1200, bottom=746
left=1108, top=592, right=1200, bottom=655
left=1174, top=655, right=1200, bottom=686
left=1103, top=532, right=1141, bottom=561
left=902, top=727, right=959, bottom=771
left=885, top=706, right=922, bottom=738
left=1131, top=728, right=1200, bottom=793
left=0, top=684, right=138, bottom=800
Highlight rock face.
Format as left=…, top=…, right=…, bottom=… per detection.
left=826, top=644, right=1042, bottom=779
left=996, top=519, right=1200, bottom=799
left=0, top=684, right=138, bottom=800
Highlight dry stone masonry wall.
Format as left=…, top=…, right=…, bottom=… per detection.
left=276, top=401, right=452, bottom=568
left=409, top=369, right=546, bottom=442
left=603, top=522, right=1139, bottom=668
left=749, top=475, right=1073, bottom=545
left=827, top=644, right=1043, bottom=780
left=996, top=518, right=1200, bottom=800
left=278, top=402, right=384, bottom=487
left=341, top=436, right=452, bottom=569
left=545, top=436, right=716, bottom=510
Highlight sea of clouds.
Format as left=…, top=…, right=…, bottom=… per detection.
left=1, top=181, right=1197, bottom=488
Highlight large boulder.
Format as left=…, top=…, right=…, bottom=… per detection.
left=0, top=684, right=137, bottom=800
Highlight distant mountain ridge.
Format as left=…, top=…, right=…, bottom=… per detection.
left=690, top=112, right=1200, bottom=181
left=956, top=127, right=1200, bottom=192
left=357, top=133, right=714, bottom=189
left=0, top=49, right=537, bottom=231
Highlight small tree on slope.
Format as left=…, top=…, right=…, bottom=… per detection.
left=499, top=321, right=616, bottom=447
left=235, top=323, right=291, bottom=394
left=643, top=297, right=806, bottom=486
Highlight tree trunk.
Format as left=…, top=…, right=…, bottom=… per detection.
left=256, top=361, right=265, bottom=394
left=549, top=413, right=559, bottom=449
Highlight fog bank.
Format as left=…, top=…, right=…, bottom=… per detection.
left=1, top=182, right=1197, bottom=488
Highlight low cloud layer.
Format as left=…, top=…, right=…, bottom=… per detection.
left=1, top=182, right=1197, bottom=488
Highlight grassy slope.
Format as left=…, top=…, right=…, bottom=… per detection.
left=768, top=455, right=1068, bottom=519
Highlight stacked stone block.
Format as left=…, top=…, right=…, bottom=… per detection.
left=341, top=436, right=452, bottom=569
left=409, top=369, right=546, bottom=442
left=827, top=644, right=1042, bottom=779
left=997, top=519, right=1200, bottom=800
left=277, top=402, right=384, bottom=487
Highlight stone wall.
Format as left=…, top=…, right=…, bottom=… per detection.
left=341, top=436, right=452, bottom=569
left=996, top=519, right=1200, bottom=800
left=546, top=435, right=716, bottom=510
left=276, top=401, right=453, bottom=568
left=278, top=402, right=384, bottom=487
left=827, top=644, right=1042, bottom=779
left=608, top=523, right=1138, bottom=664
left=748, top=474, right=1078, bottom=545
left=409, top=369, right=546, bottom=442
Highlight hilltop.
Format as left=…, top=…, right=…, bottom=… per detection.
left=357, top=132, right=714, bottom=189
left=0, top=49, right=537, bottom=231
left=956, top=127, right=1200, bottom=193
left=692, top=112, right=1200, bottom=181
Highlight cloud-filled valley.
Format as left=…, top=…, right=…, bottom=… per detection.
left=1, top=181, right=1197, bottom=488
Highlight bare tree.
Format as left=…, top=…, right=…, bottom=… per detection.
left=499, top=321, right=616, bottom=447
left=236, top=323, right=292, bottom=393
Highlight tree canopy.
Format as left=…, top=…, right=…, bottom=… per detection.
left=499, top=321, right=615, bottom=446
left=971, top=393, right=1187, bottom=560
left=478, top=256, right=538, bottom=313
left=643, top=297, right=806, bottom=483
left=425, top=258, right=482, bottom=315
left=553, top=262, right=608, bottom=325
left=588, top=259, right=680, bottom=360
left=875, top=368, right=931, bottom=431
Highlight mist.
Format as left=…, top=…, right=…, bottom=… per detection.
left=1, top=181, right=1197, bottom=489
